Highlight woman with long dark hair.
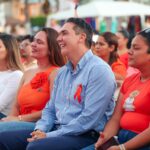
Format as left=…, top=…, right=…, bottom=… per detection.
left=95, top=32, right=126, bottom=80
left=0, top=28, right=65, bottom=131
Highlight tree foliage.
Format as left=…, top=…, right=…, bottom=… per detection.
left=79, top=0, right=92, bottom=5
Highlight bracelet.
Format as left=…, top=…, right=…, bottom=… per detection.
left=18, top=115, right=22, bottom=121
left=119, top=144, right=126, bottom=150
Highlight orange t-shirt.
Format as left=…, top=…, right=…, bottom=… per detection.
left=111, top=59, right=127, bottom=78
left=119, top=52, right=128, bottom=69
left=120, top=73, right=150, bottom=133
left=18, top=66, right=58, bottom=115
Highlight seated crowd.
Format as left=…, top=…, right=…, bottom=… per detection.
left=0, top=28, right=65, bottom=132
left=0, top=17, right=149, bottom=150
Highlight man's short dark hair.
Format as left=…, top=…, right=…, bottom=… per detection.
left=66, top=17, right=93, bottom=48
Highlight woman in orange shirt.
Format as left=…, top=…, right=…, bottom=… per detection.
left=95, top=28, right=150, bottom=150
left=0, top=27, right=65, bottom=131
left=116, top=29, right=130, bottom=69
left=95, top=32, right=126, bottom=81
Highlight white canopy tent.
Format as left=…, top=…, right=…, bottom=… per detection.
left=47, top=1, right=150, bottom=21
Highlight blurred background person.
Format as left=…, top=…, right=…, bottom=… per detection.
left=19, top=34, right=37, bottom=70
left=16, top=35, right=24, bottom=45
left=116, top=29, right=130, bottom=69
left=50, top=19, right=61, bottom=32
left=116, top=30, right=139, bottom=77
left=95, top=32, right=126, bottom=81
left=91, top=30, right=99, bottom=55
left=0, top=33, right=23, bottom=118
left=94, top=32, right=126, bottom=101
left=0, top=27, right=65, bottom=132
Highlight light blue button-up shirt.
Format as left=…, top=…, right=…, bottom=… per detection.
left=35, top=50, right=116, bottom=137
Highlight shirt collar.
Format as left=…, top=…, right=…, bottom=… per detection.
left=66, top=50, right=93, bottom=74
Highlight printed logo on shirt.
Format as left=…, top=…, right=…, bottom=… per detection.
left=123, top=90, right=140, bottom=111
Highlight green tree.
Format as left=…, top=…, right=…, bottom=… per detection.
left=0, top=0, right=11, bottom=3
left=79, top=0, right=92, bottom=5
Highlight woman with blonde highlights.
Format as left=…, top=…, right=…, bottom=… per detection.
left=0, top=33, right=23, bottom=117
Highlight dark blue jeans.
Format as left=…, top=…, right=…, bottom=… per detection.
left=118, top=129, right=150, bottom=150
left=0, top=129, right=99, bottom=150
left=82, top=129, right=150, bottom=150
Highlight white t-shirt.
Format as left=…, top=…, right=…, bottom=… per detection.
left=0, top=70, right=23, bottom=115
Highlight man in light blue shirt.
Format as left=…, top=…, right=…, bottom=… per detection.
left=0, top=18, right=116, bottom=150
